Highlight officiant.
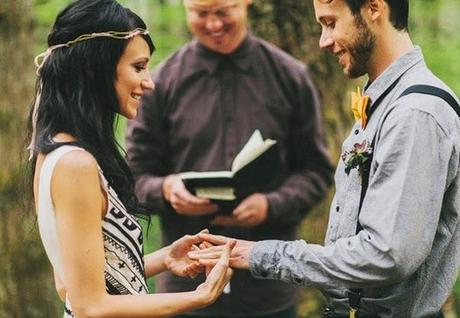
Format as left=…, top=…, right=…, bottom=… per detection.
left=125, top=0, right=333, bottom=317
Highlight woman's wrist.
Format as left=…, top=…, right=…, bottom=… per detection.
left=160, top=245, right=172, bottom=272
left=144, top=245, right=171, bottom=277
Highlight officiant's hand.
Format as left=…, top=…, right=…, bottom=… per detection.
left=163, top=174, right=218, bottom=215
left=211, top=193, right=268, bottom=227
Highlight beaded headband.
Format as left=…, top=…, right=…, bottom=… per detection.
left=27, top=28, right=149, bottom=160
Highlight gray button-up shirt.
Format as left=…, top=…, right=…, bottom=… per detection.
left=250, top=47, right=460, bottom=317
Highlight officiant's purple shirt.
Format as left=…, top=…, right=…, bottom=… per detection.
left=126, top=33, right=334, bottom=316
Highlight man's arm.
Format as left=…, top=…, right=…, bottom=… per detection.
left=251, top=106, right=455, bottom=288
left=195, top=106, right=456, bottom=288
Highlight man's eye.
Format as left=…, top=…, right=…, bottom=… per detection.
left=326, top=21, right=336, bottom=29
left=197, top=11, right=208, bottom=18
left=215, top=9, right=229, bottom=18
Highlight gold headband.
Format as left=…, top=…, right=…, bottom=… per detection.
left=27, top=28, right=149, bottom=160
left=34, top=28, right=149, bottom=75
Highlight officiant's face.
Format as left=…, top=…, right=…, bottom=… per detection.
left=184, top=0, right=252, bottom=54
left=314, top=0, right=376, bottom=78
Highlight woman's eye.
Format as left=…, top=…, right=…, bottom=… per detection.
left=134, top=64, right=146, bottom=72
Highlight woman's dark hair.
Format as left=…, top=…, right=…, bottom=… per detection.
left=27, top=0, right=155, bottom=215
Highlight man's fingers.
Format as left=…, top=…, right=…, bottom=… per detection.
left=188, top=246, right=224, bottom=259
left=197, top=233, right=230, bottom=245
left=234, top=211, right=252, bottom=222
left=199, top=259, right=219, bottom=267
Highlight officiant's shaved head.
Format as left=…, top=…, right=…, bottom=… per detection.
left=183, top=0, right=252, bottom=54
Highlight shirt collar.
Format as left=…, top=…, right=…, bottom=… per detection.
left=192, top=32, right=254, bottom=74
left=364, top=46, right=424, bottom=109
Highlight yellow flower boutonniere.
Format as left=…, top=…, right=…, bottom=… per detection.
left=351, top=87, right=370, bottom=129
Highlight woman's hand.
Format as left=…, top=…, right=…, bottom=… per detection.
left=193, top=240, right=235, bottom=306
left=164, top=229, right=209, bottom=278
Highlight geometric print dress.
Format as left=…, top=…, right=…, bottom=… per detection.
left=36, top=145, right=148, bottom=318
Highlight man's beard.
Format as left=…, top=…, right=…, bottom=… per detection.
left=347, top=14, right=376, bottom=78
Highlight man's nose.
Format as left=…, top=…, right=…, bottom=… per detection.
left=205, top=15, right=224, bottom=32
left=319, top=29, right=334, bottom=50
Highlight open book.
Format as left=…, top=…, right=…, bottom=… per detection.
left=180, top=130, right=280, bottom=203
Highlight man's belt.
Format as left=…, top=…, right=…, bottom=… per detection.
left=323, top=307, right=445, bottom=318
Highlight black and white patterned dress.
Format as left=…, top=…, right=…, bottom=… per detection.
left=37, top=145, right=148, bottom=317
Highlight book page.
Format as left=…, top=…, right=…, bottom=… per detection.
left=195, top=187, right=236, bottom=200
left=180, top=170, right=233, bottom=179
left=232, top=130, right=276, bottom=172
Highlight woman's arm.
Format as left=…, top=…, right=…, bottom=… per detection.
left=53, top=270, right=66, bottom=302
left=51, top=151, right=233, bottom=318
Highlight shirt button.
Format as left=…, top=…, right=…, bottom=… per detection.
left=335, top=205, right=340, bottom=212
left=354, top=129, right=360, bottom=135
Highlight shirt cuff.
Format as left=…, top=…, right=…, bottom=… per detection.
left=249, top=240, right=282, bottom=280
left=265, top=192, right=283, bottom=224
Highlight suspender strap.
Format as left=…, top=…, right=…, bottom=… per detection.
left=399, top=85, right=460, bottom=117
left=348, top=85, right=459, bottom=317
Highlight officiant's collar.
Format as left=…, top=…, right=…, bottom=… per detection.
left=194, top=32, right=254, bottom=74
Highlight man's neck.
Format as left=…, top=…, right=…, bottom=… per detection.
left=368, top=30, right=414, bottom=82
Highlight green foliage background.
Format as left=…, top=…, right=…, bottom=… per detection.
left=0, top=0, right=458, bottom=317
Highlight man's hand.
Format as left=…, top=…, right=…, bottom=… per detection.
left=164, top=229, right=209, bottom=278
left=189, top=233, right=255, bottom=270
left=211, top=193, right=268, bottom=227
left=163, top=174, right=218, bottom=215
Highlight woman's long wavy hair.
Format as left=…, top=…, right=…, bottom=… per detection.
left=27, top=0, right=154, bottom=215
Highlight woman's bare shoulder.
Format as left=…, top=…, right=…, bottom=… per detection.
left=51, top=149, right=101, bottom=199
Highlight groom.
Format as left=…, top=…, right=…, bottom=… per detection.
left=191, top=0, right=460, bottom=317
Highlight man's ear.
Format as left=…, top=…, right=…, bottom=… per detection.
left=366, top=0, right=385, bottom=22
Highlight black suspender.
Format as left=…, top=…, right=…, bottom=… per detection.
left=348, top=85, right=460, bottom=317
left=399, top=85, right=460, bottom=117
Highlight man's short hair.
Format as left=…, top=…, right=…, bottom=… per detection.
left=320, top=0, right=409, bottom=31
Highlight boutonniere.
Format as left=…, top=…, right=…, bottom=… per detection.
left=351, top=87, right=370, bottom=129
left=341, top=140, right=373, bottom=176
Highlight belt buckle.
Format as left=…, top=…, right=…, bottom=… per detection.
left=324, top=307, right=337, bottom=318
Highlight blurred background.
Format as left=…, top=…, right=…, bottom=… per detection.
left=0, top=0, right=459, bottom=316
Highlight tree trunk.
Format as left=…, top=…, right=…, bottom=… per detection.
left=0, top=0, right=61, bottom=316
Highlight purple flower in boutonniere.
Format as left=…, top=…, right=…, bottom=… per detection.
left=341, top=140, right=373, bottom=176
